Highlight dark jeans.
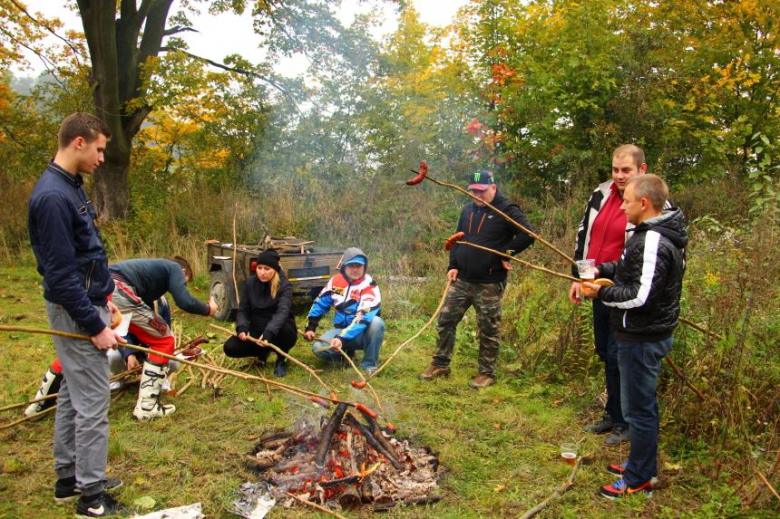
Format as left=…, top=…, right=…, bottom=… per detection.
left=223, top=320, right=297, bottom=362
left=618, top=336, right=673, bottom=486
left=593, top=299, right=626, bottom=427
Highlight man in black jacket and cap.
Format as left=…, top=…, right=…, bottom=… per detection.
left=420, top=170, right=534, bottom=388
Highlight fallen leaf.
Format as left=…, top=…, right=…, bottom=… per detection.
left=664, top=462, right=683, bottom=471
left=134, top=496, right=156, bottom=510
left=494, top=484, right=506, bottom=493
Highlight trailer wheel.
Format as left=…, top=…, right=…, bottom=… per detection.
left=210, top=270, right=236, bottom=322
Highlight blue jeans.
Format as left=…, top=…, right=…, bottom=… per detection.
left=618, top=336, right=673, bottom=486
left=593, top=299, right=625, bottom=427
left=311, top=317, right=385, bottom=370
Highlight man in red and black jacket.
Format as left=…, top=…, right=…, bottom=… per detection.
left=420, top=170, right=534, bottom=388
left=569, top=144, right=647, bottom=446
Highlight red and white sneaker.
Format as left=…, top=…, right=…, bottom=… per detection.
left=606, top=462, right=659, bottom=485
left=599, top=478, right=653, bottom=500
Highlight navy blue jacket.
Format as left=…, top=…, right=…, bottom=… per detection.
left=110, top=259, right=209, bottom=316
left=28, top=162, right=113, bottom=336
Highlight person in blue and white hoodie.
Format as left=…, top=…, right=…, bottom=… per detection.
left=303, top=247, right=384, bottom=374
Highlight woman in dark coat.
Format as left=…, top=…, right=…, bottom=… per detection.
left=223, top=250, right=297, bottom=376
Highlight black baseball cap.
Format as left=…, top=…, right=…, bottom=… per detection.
left=467, top=170, right=495, bottom=191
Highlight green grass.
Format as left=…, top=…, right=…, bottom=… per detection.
left=0, top=266, right=764, bottom=518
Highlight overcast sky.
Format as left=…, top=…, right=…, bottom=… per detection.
left=16, top=0, right=470, bottom=76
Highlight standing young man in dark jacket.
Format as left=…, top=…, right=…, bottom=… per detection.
left=582, top=174, right=687, bottom=499
left=420, top=171, right=534, bottom=388
left=28, top=113, right=126, bottom=516
left=569, top=144, right=648, bottom=446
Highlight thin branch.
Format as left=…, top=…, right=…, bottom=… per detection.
left=9, top=0, right=84, bottom=64
left=158, top=47, right=306, bottom=116
left=368, top=280, right=451, bottom=380
left=0, top=27, right=65, bottom=87
left=519, top=456, right=583, bottom=519
left=163, top=25, right=198, bottom=36
left=756, top=471, right=780, bottom=502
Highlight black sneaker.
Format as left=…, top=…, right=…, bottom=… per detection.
left=604, top=426, right=630, bottom=446
left=583, top=415, right=613, bottom=434
left=75, top=491, right=127, bottom=518
left=54, top=478, right=124, bottom=505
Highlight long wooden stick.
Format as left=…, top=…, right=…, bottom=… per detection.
left=367, top=280, right=451, bottom=380
left=519, top=455, right=583, bottom=519
left=333, top=343, right=385, bottom=415
left=0, top=326, right=357, bottom=410
left=756, top=471, right=780, bottom=502
left=456, top=242, right=724, bottom=340
left=457, top=241, right=579, bottom=282
left=1, top=366, right=141, bottom=414
left=295, top=323, right=384, bottom=413
left=0, top=404, right=56, bottom=430
left=679, top=317, right=723, bottom=341
left=283, top=492, right=348, bottom=519
left=664, top=356, right=706, bottom=401
left=232, top=205, right=241, bottom=305
left=208, top=324, right=333, bottom=394
left=421, top=173, right=575, bottom=266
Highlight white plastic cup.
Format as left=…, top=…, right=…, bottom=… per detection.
left=576, top=259, right=596, bottom=281
left=560, top=442, right=578, bottom=465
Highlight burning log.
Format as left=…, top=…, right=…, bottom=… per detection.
left=315, top=403, right=349, bottom=467
left=355, top=405, right=400, bottom=468
left=344, top=413, right=402, bottom=470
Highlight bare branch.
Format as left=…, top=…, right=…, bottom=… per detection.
left=163, top=25, right=198, bottom=37
left=159, top=46, right=306, bottom=116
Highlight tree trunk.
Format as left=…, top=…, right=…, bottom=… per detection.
left=93, top=134, right=131, bottom=222
left=77, top=0, right=174, bottom=221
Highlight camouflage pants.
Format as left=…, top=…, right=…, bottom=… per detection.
left=432, top=278, right=505, bottom=377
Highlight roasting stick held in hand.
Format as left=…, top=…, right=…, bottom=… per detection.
left=298, top=319, right=385, bottom=414
left=209, top=323, right=333, bottom=394
left=367, top=279, right=452, bottom=381
left=329, top=313, right=385, bottom=414
left=407, top=160, right=575, bottom=266
left=0, top=326, right=385, bottom=418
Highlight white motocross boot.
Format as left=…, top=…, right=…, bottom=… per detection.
left=133, top=361, right=176, bottom=421
left=24, top=368, right=62, bottom=419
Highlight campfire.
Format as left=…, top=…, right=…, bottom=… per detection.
left=245, top=403, right=443, bottom=512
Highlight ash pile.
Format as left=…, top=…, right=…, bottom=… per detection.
left=245, top=403, right=443, bottom=513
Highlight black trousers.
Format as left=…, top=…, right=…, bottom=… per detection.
left=223, top=320, right=297, bottom=363
left=593, top=299, right=626, bottom=426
